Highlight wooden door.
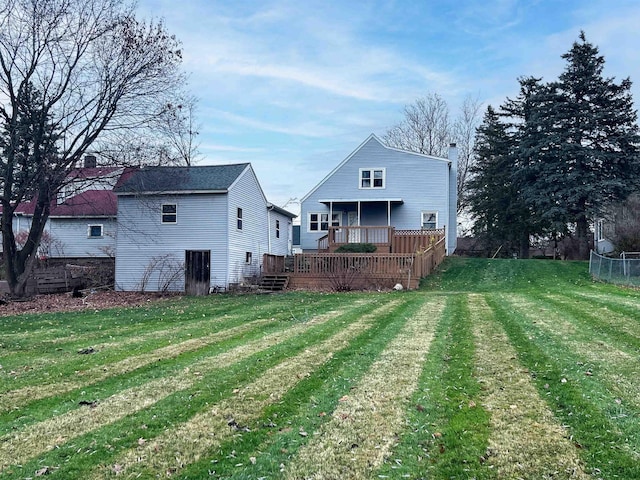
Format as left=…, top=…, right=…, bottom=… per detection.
left=185, top=250, right=211, bottom=295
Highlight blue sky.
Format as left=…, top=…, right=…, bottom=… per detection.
left=136, top=0, right=640, bottom=213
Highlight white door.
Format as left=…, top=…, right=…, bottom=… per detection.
left=347, top=211, right=360, bottom=243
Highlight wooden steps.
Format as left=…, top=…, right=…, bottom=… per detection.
left=259, top=274, right=289, bottom=291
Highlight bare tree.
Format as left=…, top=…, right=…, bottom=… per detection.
left=384, top=93, right=482, bottom=215
left=0, top=0, right=186, bottom=296
left=452, top=95, right=483, bottom=213
left=98, top=92, right=201, bottom=166
left=383, top=93, right=451, bottom=157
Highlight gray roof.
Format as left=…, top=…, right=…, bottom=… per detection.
left=114, top=164, right=250, bottom=194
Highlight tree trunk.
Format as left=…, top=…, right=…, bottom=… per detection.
left=2, top=193, right=51, bottom=297
left=575, top=215, right=591, bottom=260
left=519, top=230, right=530, bottom=259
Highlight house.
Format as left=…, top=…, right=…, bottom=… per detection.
left=299, top=134, right=457, bottom=254
left=2, top=158, right=124, bottom=262
left=595, top=193, right=640, bottom=254
left=113, top=163, right=295, bottom=294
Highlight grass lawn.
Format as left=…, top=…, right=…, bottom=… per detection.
left=1, top=258, right=639, bottom=479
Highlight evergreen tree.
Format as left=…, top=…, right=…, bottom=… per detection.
left=520, top=32, right=640, bottom=259
left=468, top=106, right=533, bottom=257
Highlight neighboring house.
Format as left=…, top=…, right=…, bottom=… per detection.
left=1, top=158, right=124, bottom=261
left=595, top=193, right=640, bottom=254
left=113, top=163, right=295, bottom=294
left=300, top=134, right=457, bottom=254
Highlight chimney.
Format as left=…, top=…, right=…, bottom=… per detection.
left=84, top=155, right=97, bottom=168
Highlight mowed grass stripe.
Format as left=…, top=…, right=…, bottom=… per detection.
left=88, top=299, right=405, bottom=479
left=0, top=301, right=377, bottom=471
left=505, top=294, right=640, bottom=411
left=282, top=296, right=445, bottom=480
left=0, top=294, right=341, bottom=384
left=470, top=294, right=589, bottom=479
left=487, top=293, right=640, bottom=478
left=0, top=317, right=278, bottom=413
left=178, top=295, right=429, bottom=479
left=375, top=294, right=490, bottom=479
left=540, top=292, right=640, bottom=348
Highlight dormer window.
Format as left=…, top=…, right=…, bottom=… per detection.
left=359, top=168, right=385, bottom=189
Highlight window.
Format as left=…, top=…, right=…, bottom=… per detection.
left=88, top=224, right=103, bottom=238
left=245, top=251, right=252, bottom=264
left=276, top=219, right=280, bottom=238
left=308, top=212, right=341, bottom=232
left=596, top=219, right=605, bottom=241
left=237, top=207, right=243, bottom=230
left=162, top=203, right=177, bottom=224
left=421, top=211, right=437, bottom=229
left=359, top=168, right=385, bottom=189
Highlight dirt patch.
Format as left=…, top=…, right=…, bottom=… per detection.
left=0, top=290, right=171, bottom=317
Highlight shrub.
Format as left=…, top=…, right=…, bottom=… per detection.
left=335, top=243, right=377, bottom=253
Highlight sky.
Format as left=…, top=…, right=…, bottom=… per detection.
left=136, top=0, right=640, bottom=215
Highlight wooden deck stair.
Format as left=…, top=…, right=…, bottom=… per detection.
left=259, top=274, right=289, bottom=291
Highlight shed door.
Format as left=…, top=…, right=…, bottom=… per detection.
left=185, top=250, right=210, bottom=295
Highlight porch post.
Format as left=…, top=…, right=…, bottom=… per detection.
left=357, top=201, right=361, bottom=225
left=387, top=200, right=391, bottom=226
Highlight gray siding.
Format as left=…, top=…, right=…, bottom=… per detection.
left=47, top=217, right=117, bottom=258
left=226, top=167, right=269, bottom=284
left=115, top=193, right=229, bottom=292
left=300, top=136, right=454, bottom=252
left=268, top=209, right=292, bottom=256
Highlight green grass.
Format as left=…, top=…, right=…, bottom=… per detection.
left=1, top=259, right=640, bottom=479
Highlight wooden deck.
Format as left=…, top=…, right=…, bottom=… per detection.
left=263, top=232, right=446, bottom=291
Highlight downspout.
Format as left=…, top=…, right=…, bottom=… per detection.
left=267, top=206, right=272, bottom=254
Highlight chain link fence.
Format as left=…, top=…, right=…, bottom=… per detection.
left=589, top=251, right=640, bottom=286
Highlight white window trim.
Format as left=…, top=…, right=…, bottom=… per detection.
left=87, top=224, right=103, bottom=238
left=307, top=212, right=341, bottom=233
left=245, top=251, right=252, bottom=264
left=421, top=211, right=438, bottom=229
left=161, top=203, right=177, bottom=224
left=275, top=219, right=280, bottom=238
left=237, top=207, right=243, bottom=230
left=359, top=167, right=386, bottom=189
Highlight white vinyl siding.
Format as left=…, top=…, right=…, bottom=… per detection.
left=115, top=194, right=228, bottom=292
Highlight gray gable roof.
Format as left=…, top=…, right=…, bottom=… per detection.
left=114, top=163, right=250, bottom=194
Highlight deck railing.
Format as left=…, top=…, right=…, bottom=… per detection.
left=318, top=226, right=445, bottom=254
left=293, top=235, right=446, bottom=290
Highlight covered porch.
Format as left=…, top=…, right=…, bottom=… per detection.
left=319, top=226, right=445, bottom=253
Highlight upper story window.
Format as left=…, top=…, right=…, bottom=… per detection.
left=237, top=207, right=243, bottom=230
left=421, top=211, right=437, bottom=230
left=359, top=168, right=385, bottom=189
left=162, top=203, right=177, bottom=224
left=308, top=212, right=341, bottom=232
left=88, top=224, right=103, bottom=238
left=276, top=219, right=280, bottom=238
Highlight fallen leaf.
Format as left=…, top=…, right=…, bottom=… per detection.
left=138, top=438, right=146, bottom=446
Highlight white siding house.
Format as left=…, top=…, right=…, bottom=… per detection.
left=1, top=165, right=123, bottom=260
left=300, top=134, right=458, bottom=254
left=114, top=163, right=295, bottom=293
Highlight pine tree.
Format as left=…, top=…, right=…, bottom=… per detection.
left=468, top=106, right=533, bottom=257
left=521, top=32, right=640, bottom=259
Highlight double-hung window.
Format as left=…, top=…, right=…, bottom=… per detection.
left=162, top=203, right=177, bottom=224
left=237, top=207, right=243, bottom=230
left=308, top=212, right=341, bottom=232
left=421, top=211, right=437, bottom=230
left=275, top=219, right=280, bottom=238
left=359, top=168, right=385, bottom=189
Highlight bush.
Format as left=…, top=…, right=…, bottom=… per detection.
left=335, top=243, right=377, bottom=253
